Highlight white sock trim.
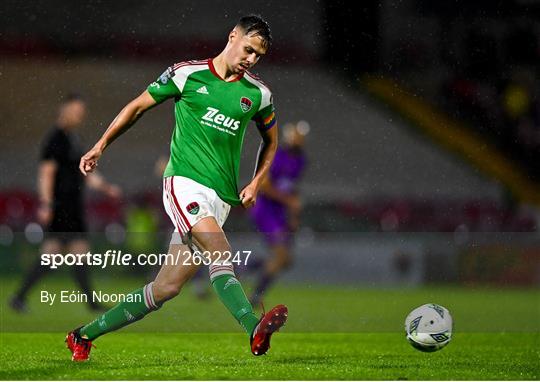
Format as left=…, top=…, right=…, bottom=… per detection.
left=143, top=282, right=157, bottom=310
left=208, top=263, right=235, bottom=282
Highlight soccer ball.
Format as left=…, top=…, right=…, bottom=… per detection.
left=404, top=303, right=453, bottom=352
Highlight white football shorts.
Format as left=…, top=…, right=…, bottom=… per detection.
left=162, top=176, right=231, bottom=242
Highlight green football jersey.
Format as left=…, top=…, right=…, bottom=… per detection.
left=147, top=59, right=276, bottom=206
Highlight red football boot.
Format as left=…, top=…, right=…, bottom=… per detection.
left=65, top=328, right=94, bottom=362
left=250, top=304, right=288, bottom=356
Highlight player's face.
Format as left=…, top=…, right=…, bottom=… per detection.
left=60, top=100, right=86, bottom=128
left=291, top=131, right=305, bottom=148
left=228, top=29, right=268, bottom=74
left=284, top=125, right=305, bottom=148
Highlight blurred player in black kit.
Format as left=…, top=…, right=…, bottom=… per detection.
left=9, top=94, right=121, bottom=313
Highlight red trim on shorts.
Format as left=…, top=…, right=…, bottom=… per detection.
left=164, top=178, right=188, bottom=234
left=170, top=177, right=192, bottom=230
left=164, top=178, right=182, bottom=233
left=168, top=177, right=190, bottom=233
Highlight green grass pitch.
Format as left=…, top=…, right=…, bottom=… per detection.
left=1, top=277, right=538, bottom=380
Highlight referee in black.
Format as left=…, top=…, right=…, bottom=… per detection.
left=10, top=94, right=121, bottom=313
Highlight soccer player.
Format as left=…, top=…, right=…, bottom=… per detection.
left=248, top=121, right=308, bottom=306
left=9, top=94, right=121, bottom=313
left=66, top=15, right=288, bottom=362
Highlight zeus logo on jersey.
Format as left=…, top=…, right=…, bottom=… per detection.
left=202, top=107, right=240, bottom=131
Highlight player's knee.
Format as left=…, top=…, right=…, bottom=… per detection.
left=152, top=281, right=183, bottom=302
left=282, top=256, right=293, bottom=269
left=275, top=257, right=292, bottom=272
left=275, top=250, right=292, bottom=269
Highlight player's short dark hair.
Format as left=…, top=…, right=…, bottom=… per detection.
left=236, top=15, right=272, bottom=47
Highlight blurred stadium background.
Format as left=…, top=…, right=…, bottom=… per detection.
left=1, top=0, right=539, bottom=326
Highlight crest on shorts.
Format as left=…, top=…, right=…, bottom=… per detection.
left=240, top=97, right=252, bottom=112
left=186, top=202, right=200, bottom=215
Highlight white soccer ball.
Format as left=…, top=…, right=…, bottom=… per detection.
left=404, top=303, right=453, bottom=352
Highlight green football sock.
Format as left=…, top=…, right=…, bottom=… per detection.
left=79, top=283, right=159, bottom=341
left=211, top=273, right=259, bottom=335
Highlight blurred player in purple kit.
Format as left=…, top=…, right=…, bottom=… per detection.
left=249, top=121, right=309, bottom=306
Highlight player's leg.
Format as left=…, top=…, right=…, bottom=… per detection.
left=77, top=242, right=196, bottom=340
left=191, top=267, right=210, bottom=299
left=66, top=238, right=106, bottom=311
left=248, top=209, right=293, bottom=304
left=151, top=175, right=206, bottom=303
left=10, top=237, right=62, bottom=312
left=251, top=242, right=292, bottom=306
left=191, top=217, right=288, bottom=355
left=77, top=175, right=199, bottom=340
left=152, top=242, right=200, bottom=302
left=191, top=217, right=260, bottom=334
left=248, top=238, right=290, bottom=355
left=266, top=240, right=293, bottom=274
left=66, top=177, right=197, bottom=361
left=67, top=242, right=197, bottom=361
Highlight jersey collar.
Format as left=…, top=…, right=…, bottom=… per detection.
left=208, top=58, right=244, bottom=82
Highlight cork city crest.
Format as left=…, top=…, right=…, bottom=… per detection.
left=186, top=202, right=200, bottom=215
left=240, top=97, right=252, bottom=112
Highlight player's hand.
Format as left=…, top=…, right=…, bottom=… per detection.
left=239, top=183, right=258, bottom=209
left=105, top=184, right=122, bottom=199
left=289, top=214, right=300, bottom=232
left=79, top=146, right=102, bottom=176
left=37, top=203, right=52, bottom=226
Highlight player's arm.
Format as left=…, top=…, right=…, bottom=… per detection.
left=258, top=175, right=301, bottom=210
left=86, top=171, right=122, bottom=199
left=239, top=125, right=278, bottom=208
left=79, top=91, right=157, bottom=175
left=37, top=160, right=57, bottom=225
left=154, top=155, right=168, bottom=177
